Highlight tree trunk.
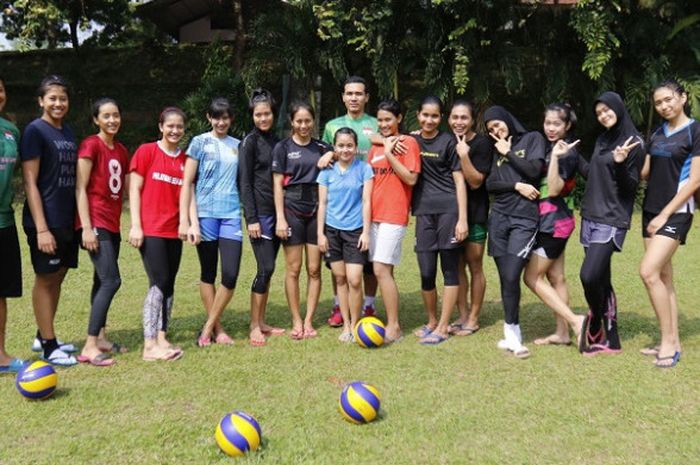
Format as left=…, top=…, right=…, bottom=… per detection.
left=232, top=0, right=245, bottom=70
left=69, top=20, right=80, bottom=48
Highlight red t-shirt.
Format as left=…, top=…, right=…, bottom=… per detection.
left=368, top=136, right=421, bottom=226
left=129, top=142, right=186, bottom=238
left=76, top=135, right=129, bottom=233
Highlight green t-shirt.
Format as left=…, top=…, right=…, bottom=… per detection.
left=322, top=113, right=378, bottom=160
left=0, top=117, right=19, bottom=227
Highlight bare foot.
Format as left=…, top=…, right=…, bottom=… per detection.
left=249, top=327, right=266, bottom=346
left=533, top=334, right=571, bottom=346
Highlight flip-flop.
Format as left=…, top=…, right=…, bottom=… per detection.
left=384, top=335, right=404, bottom=345
left=77, top=353, right=115, bottom=367
left=215, top=333, right=234, bottom=345
left=303, top=328, right=318, bottom=339
left=261, top=327, right=286, bottom=336
left=290, top=328, right=304, bottom=340
left=0, top=358, right=27, bottom=373
left=419, top=333, right=447, bottom=345
left=655, top=351, right=680, bottom=368
left=100, top=342, right=128, bottom=354
left=338, top=332, right=354, bottom=343
left=453, top=325, right=480, bottom=337
left=513, top=347, right=531, bottom=359
left=448, top=323, right=466, bottom=335
left=533, top=335, right=572, bottom=346
left=413, top=325, right=434, bottom=338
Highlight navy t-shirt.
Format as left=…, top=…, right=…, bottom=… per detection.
left=271, top=137, right=332, bottom=215
left=643, top=119, right=700, bottom=214
left=412, top=131, right=461, bottom=215
left=21, top=118, right=77, bottom=229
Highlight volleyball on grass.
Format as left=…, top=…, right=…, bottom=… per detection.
left=215, top=411, right=262, bottom=457
left=15, top=361, right=57, bottom=400
left=354, top=316, right=386, bottom=348
left=339, top=381, right=381, bottom=424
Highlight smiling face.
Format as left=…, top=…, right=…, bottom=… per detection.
left=159, top=113, right=185, bottom=145
left=595, top=102, right=617, bottom=129
left=291, top=108, right=314, bottom=139
left=653, top=86, right=687, bottom=122
left=252, top=102, right=274, bottom=132
left=417, top=103, right=441, bottom=136
left=377, top=109, right=401, bottom=137
left=38, top=85, right=69, bottom=125
left=486, top=119, right=509, bottom=140
left=207, top=112, right=232, bottom=137
left=94, top=102, right=121, bottom=138
left=334, top=132, right=357, bottom=163
left=543, top=110, right=570, bottom=142
left=342, top=83, right=368, bottom=117
left=448, top=104, right=474, bottom=137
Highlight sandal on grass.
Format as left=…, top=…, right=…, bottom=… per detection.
left=654, top=351, right=680, bottom=368
left=413, top=325, right=434, bottom=338
left=289, top=328, right=304, bottom=340
left=640, top=346, right=660, bottom=357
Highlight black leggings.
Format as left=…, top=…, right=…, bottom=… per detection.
left=251, top=237, right=280, bottom=294
left=579, top=241, right=620, bottom=349
left=494, top=254, right=528, bottom=325
left=196, top=238, right=243, bottom=290
left=140, top=237, right=183, bottom=338
left=417, top=248, right=461, bottom=291
left=87, top=229, right=122, bottom=337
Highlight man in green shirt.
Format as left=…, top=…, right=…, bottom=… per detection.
left=322, top=76, right=379, bottom=327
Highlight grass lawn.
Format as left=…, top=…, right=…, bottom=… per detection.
left=1, top=211, right=699, bottom=465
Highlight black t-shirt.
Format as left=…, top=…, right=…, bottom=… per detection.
left=581, top=135, right=644, bottom=229
left=643, top=119, right=700, bottom=214
left=20, top=118, right=77, bottom=229
left=462, top=133, right=493, bottom=224
left=486, top=131, right=546, bottom=219
left=412, top=131, right=461, bottom=215
left=239, top=128, right=280, bottom=223
left=271, top=137, right=332, bottom=215
left=537, top=145, right=582, bottom=236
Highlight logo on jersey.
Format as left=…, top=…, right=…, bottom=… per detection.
left=3, top=131, right=14, bottom=141
left=362, top=127, right=374, bottom=136
left=287, top=151, right=302, bottom=160
left=108, top=159, right=122, bottom=197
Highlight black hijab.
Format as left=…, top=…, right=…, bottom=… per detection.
left=594, top=91, right=640, bottom=150
left=483, top=106, right=528, bottom=144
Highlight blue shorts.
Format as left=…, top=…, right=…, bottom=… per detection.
left=579, top=218, right=626, bottom=252
left=199, top=217, right=243, bottom=242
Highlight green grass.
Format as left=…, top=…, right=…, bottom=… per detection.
left=1, top=211, right=699, bottom=465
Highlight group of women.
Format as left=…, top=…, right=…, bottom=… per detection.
left=0, top=73, right=696, bottom=371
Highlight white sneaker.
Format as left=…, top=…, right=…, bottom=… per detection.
left=32, top=338, right=77, bottom=353
left=41, top=348, right=77, bottom=367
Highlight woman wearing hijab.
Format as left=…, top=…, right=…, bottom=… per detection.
left=579, top=91, right=643, bottom=356
left=485, top=106, right=546, bottom=359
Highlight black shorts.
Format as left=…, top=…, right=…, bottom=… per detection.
left=324, top=226, right=367, bottom=265
left=26, top=227, right=79, bottom=274
left=0, top=225, right=22, bottom=297
left=285, top=209, right=317, bottom=246
left=532, top=232, right=568, bottom=260
left=642, top=211, right=693, bottom=245
left=415, top=213, right=462, bottom=252
left=487, top=210, right=537, bottom=259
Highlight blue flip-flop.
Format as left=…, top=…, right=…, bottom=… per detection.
left=414, top=325, right=433, bottom=338
left=0, top=358, right=28, bottom=373
left=420, top=333, right=448, bottom=345
left=655, top=351, right=681, bottom=368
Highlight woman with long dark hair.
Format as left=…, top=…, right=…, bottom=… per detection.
left=639, top=80, right=699, bottom=367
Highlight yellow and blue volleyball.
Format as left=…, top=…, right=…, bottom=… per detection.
left=338, top=381, right=381, bottom=424
left=215, top=411, right=262, bottom=457
left=15, top=361, right=57, bottom=400
left=354, top=316, right=386, bottom=348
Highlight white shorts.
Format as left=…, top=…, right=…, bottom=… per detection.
left=369, top=222, right=407, bottom=266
